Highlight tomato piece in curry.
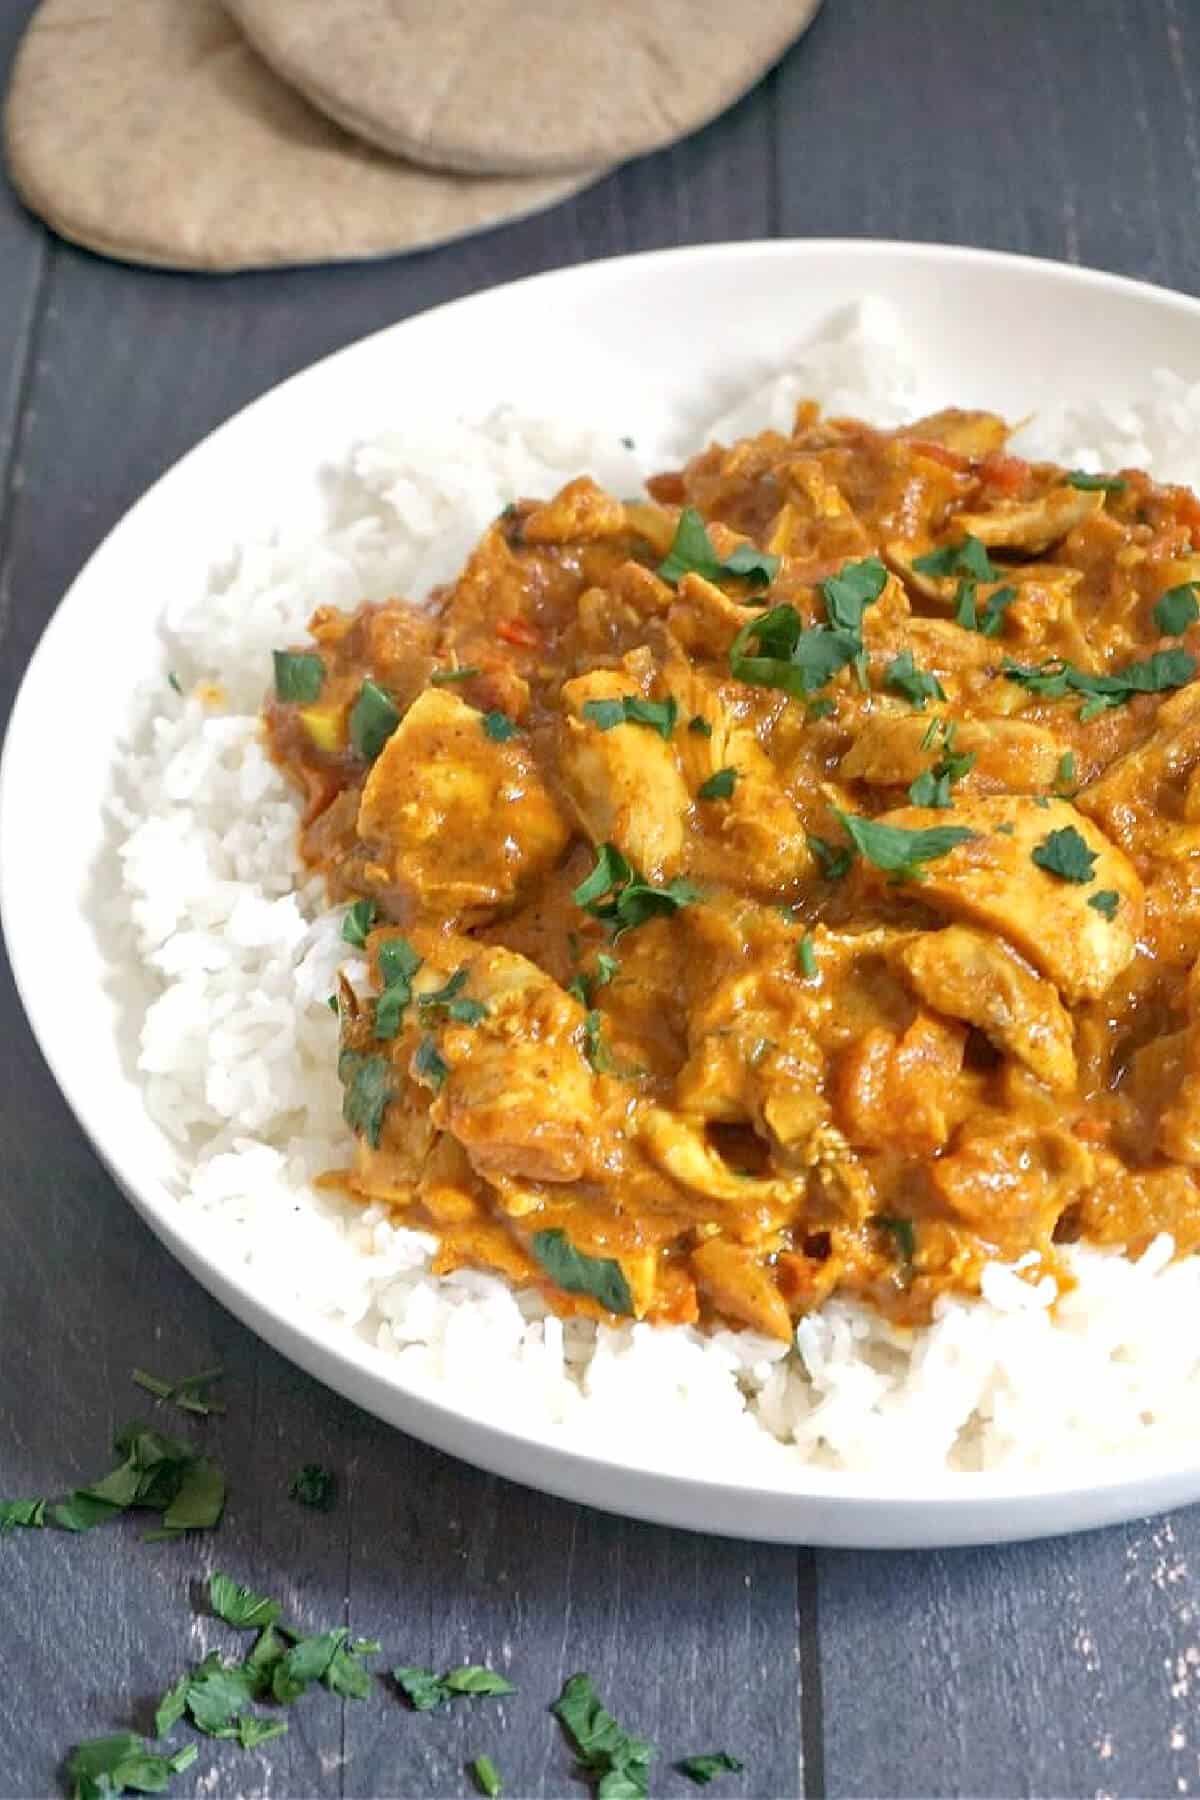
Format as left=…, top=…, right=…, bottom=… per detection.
left=264, top=404, right=1200, bottom=1340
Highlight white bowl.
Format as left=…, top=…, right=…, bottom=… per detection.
left=5, top=240, right=1200, bottom=1548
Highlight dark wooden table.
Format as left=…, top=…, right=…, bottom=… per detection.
left=4, top=2, right=1200, bottom=1794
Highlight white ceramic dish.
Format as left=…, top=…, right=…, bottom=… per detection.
left=5, top=240, right=1200, bottom=1549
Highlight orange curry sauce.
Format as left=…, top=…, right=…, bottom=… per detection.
left=264, top=404, right=1200, bottom=1339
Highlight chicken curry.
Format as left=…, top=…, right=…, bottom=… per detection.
left=265, top=402, right=1200, bottom=1340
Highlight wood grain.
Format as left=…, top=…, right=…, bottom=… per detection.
left=3, top=2, right=1200, bottom=1796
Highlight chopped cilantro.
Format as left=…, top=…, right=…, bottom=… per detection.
left=697, top=767, right=737, bottom=801
left=876, top=1216, right=916, bottom=1262
left=658, top=508, right=780, bottom=588
left=414, top=1035, right=450, bottom=1092
left=1055, top=751, right=1077, bottom=791
left=1031, top=825, right=1098, bottom=884
left=167, top=671, right=182, bottom=695
left=337, top=1050, right=393, bottom=1147
left=0, top=1498, right=45, bottom=1533
left=677, top=1752, right=746, bottom=1786
left=272, top=650, right=325, bottom=705
left=379, top=936, right=422, bottom=988
left=482, top=711, right=519, bottom=741
left=572, top=843, right=700, bottom=935
left=66, top=1734, right=197, bottom=1799
left=912, top=534, right=1000, bottom=582
left=552, top=1672, right=655, bottom=1799
left=730, top=603, right=860, bottom=699
left=807, top=696, right=836, bottom=720
left=208, top=1572, right=282, bottom=1632
left=884, top=651, right=945, bottom=710
left=797, top=935, right=817, bottom=979
left=531, top=1230, right=634, bottom=1315
left=290, top=1463, right=337, bottom=1510
left=48, top=1420, right=225, bottom=1538
left=819, top=556, right=888, bottom=631
left=237, top=1717, right=289, bottom=1750
left=472, top=1753, right=504, bottom=1797
left=430, top=665, right=481, bottom=685
left=1088, top=889, right=1120, bottom=919
left=1003, top=648, right=1196, bottom=718
left=807, top=834, right=853, bottom=882
left=1066, top=469, right=1126, bottom=492
left=393, top=1665, right=516, bottom=1712
left=342, top=897, right=376, bottom=948
left=687, top=715, right=713, bottom=737
left=1154, top=583, right=1200, bottom=636
left=349, top=679, right=400, bottom=760
left=582, top=694, right=677, bottom=740
left=834, top=811, right=975, bottom=881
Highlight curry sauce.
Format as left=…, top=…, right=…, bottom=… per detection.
left=264, top=404, right=1200, bottom=1339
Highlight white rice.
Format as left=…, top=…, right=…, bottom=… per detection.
left=110, top=302, right=1200, bottom=1479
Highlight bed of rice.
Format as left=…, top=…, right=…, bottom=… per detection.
left=110, top=302, right=1200, bottom=1480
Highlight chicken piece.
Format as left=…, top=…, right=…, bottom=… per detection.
left=1076, top=683, right=1200, bottom=856
left=1076, top=1155, right=1200, bottom=1256
left=689, top=1239, right=793, bottom=1339
left=421, top=943, right=600, bottom=1185
left=929, top=1122, right=1093, bottom=1249
left=896, top=927, right=1077, bottom=1090
left=519, top=476, right=627, bottom=544
left=839, top=712, right=1067, bottom=794
left=896, top=408, right=1010, bottom=459
left=863, top=797, right=1142, bottom=1002
left=951, top=485, right=1104, bottom=553
left=357, top=688, right=570, bottom=918
left=832, top=1012, right=970, bottom=1155
left=636, top=1108, right=806, bottom=1232
left=558, top=666, right=691, bottom=881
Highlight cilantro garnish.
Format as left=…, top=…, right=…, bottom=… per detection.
left=797, top=935, right=817, bottom=979
left=677, top=1752, right=746, bottom=1786
left=289, top=1463, right=337, bottom=1511
left=349, top=680, right=400, bottom=760
left=834, top=811, right=975, bottom=881
left=337, top=1050, right=393, bottom=1147
left=807, top=834, right=854, bottom=881
left=1003, top=648, right=1196, bottom=718
left=884, top=650, right=945, bottom=710
left=955, top=579, right=1017, bottom=637
left=430, top=665, right=482, bottom=685
left=876, top=1216, right=916, bottom=1263
left=472, top=1753, right=504, bottom=1797
left=42, top=1420, right=225, bottom=1538
left=908, top=726, right=976, bottom=809
left=582, top=695, right=678, bottom=740
left=1154, top=583, right=1200, bottom=636
left=729, top=558, right=886, bottom=701
left=1031, top=825, right=1098, bottom=884
left=688, top=715, right=713, bottom=737
left=0, top=1498, right=46, bottom=1532
left=482, top=711, right=519, bottom=742
left=657, top=508, right=780, bottom=588
left=272, top=651, right=324, bottom=705
left=697, top=767, right=737, bottom=801
left=341, top=898, right=376, bottom=949
left=572, top=843, right=700, bottom=935
left=414, top=1035, right=450, bottom=1093
left=393, top=1666, right=517, bottom=1712
left=66, top=1734, right=198, bottom=1800
left=912, top=535, right=1000, bottom=582
left=1055, top=750, right=1077, bottom=792
left=531, top=1230, right=634, bottom=1316
left=209, top=1572, right=282, bottom=1631
left=819, top=556, right=888, bottom=631
left=552, top=1672, right=655, bottom=1799
left=167, top=671, right=182, bottom=695
left=130, top=1367, right=225, bottom=1417
left=1088, top=889, right=1120, bottom=919
left=1066, top=470, right=1126, bottom=492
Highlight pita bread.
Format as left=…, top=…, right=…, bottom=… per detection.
left=223, top=0, right=823, bottom=176
left=4, top=0, right=603, bottom=272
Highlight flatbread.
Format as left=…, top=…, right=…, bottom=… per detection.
left=3, top=0, right=603, bottom=272
left=222, top=0, right=824, bottom=176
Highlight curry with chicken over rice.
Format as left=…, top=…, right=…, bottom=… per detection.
left=264, top=401, right=1200, bottom=1341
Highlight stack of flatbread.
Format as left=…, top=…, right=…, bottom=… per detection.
left=2, top=0, right=822, bottom=271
